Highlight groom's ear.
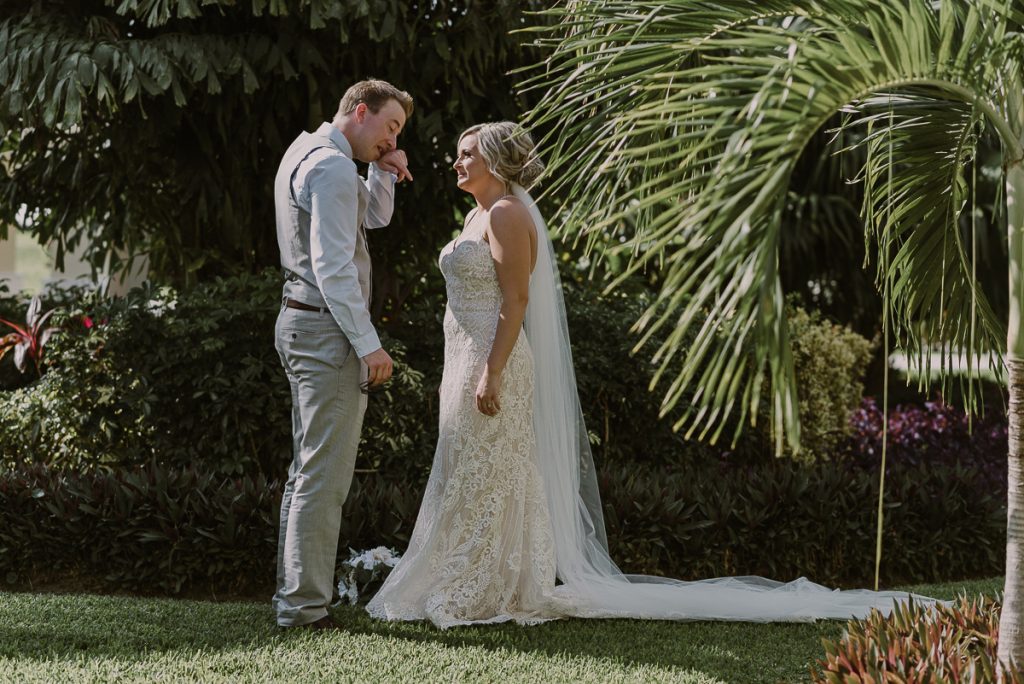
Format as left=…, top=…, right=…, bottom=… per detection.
left=353, top=102, right=368, bottom=123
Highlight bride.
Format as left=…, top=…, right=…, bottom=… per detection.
left=366, top=121, right=933, bottom=628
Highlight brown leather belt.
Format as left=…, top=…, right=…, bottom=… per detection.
left=285, top=298, right=327, bottom=313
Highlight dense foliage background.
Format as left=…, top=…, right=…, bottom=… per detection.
left=0, top=0, right=1011, bottom=599
left=0, top=274, right=1008, bottom=594
left=1, top=1, right=1009, bottom=334
left=0, top=0, right=545, bottom=316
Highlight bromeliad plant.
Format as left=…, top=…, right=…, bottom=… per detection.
left=812, top=595, right=1022, bottom=683
left=0, top=295, right=57, bottom=376
left=521, top=0, right=1024, bottom=668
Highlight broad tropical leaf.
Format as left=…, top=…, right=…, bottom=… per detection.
left=0, top=295, right=58, bottom=374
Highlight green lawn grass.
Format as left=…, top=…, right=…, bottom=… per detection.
left=0, top=577, right=1003, bottom=683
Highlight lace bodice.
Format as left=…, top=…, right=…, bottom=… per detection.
left=439, top=235, right=502, bottom=313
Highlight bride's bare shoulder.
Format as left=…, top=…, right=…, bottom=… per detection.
left=488, top=197, right=536, bottom=241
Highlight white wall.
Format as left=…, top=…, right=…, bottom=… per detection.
left=0, top=226, right=149, bottom=296
left=0, top=230, right=18, bottom=291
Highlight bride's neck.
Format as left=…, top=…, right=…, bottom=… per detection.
left=472, top=183, right=511, bottom=211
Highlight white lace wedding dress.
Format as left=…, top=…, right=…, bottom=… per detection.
left=365, top=216, right=563, bottom=627
left=367, top=187, right=937, bottom=629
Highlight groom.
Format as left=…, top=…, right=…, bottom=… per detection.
left=272, top=79, right=413, bottom=629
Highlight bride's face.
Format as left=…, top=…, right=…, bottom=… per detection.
left=453, top=134, right=491, bottom=192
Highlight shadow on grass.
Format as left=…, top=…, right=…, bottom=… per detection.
left=341, top=606, right=844, bottom=682
left=0, top=590, right=841, bottom=683
left=0, top=577, right=1002, bottom=684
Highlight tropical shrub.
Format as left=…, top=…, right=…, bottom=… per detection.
left=0, top=463, right=278, bottom=594
left=560, top=282, right=706, bottom=464
left=0, top=268, right=876, bottom=479
left=0, top=272, right=435, bottom=477
left=0, top=295, right=59, bottom=376
left=0, top=274, right=288, bottom=473
left=599, top=458, right=1004, bottom=587
left=846, top=397, right=1008, bottom=490
left=0, top=285, right=33, bottom=392
left=563, top=283, right=875, bottom=465
left=0, top=462, right=420, bottom=594
left=783, top=305, right=875, bottom=461
left=0, top=457, right=1003, bottom=595
left=811, top=595, right=1022, bottom=683
left=0, top=273, right=443, bottom=476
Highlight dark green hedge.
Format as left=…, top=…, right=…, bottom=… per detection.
left=601, top=459, right=1004, bottom=587
left=0, top=458, right=1003, bottom=595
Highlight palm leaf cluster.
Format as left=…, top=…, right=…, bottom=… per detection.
left=521, top=0, right=1024, bottom=452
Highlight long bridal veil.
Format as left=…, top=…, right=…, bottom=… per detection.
left=516, top=183, right=935, bottom=621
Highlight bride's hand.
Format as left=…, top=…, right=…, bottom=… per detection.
left=475, top=371, right=502, bottom=417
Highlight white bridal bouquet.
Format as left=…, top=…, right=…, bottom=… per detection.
left=334, top=546, right=401, bottom=606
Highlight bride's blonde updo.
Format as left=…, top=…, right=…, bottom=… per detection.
left=459, top=121, right=544, bottom=190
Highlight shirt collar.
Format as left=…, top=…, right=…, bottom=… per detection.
left=315, top=122, right=353, bottom=158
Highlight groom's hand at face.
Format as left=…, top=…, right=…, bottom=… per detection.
left=377, top=149, right=413, bottom=183
left=362, top=347, right=394, bottom=386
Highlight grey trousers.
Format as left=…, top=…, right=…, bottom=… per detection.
left=272, top=303, right=367, bottom=626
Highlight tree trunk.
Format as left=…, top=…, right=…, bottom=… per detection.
left=999, top=161, right=1024, bottom=672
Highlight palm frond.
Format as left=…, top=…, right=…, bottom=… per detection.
left=520, top=0, right=1023, bottom=451
left=839, top=92, right=1006, bottom=407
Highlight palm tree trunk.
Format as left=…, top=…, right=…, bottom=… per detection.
left=999, top=160, right=1024, bottom=672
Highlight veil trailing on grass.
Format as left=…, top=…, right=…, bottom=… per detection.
left=516, top=183, right=934, bottom=621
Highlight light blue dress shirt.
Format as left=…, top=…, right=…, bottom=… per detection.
left=282, top=122, right=397, bottom=357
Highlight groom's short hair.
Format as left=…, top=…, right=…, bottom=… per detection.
left=337, top=79, right=414, bottom=120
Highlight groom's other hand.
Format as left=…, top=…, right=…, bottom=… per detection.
left=362, top=348, right=394, bottom=386
left=377, top=149, right=413, bottom=183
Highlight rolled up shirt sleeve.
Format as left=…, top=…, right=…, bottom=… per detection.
left=308, top=156, right=382, bottom=357
left=364, top=162, right=397, bottom=229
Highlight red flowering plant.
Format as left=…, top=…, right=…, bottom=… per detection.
left=0, top=295, right=58, bottom=376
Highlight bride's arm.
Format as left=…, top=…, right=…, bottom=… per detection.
left=477, top=199, right=535, bottom=416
